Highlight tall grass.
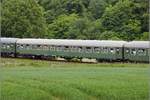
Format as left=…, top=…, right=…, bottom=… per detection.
left=0, top=58, right=149, bottom=100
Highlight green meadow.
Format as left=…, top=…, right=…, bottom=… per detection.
left=0, top=58, right=149, bottom=100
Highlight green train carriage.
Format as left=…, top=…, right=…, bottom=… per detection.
left=16, top=39, right=126, bottom=61
left=1, top=37, right=149, bottom=62
left=124, top=41, right=149, bottom=62
left=1, top=38, right=18, bottom=57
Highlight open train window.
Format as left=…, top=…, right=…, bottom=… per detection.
left=63, top=46, right=69, bottom=52
left=18, top=45, right=24, bottom=49
left=10, top=44, right=14, bottom=48
left=110, top=48, right=115, bottom=54
left=78, top=47, right=83, bottom=52
left=138, top=49, right=146, bottom=55
left=116, top=48, right=120, bottom=54
left=6, top=45, right=10, bottom=49
left=126, top=49, right=129, bottom=53
left=131, top=49, right=136, bottom=55
left=25, top=44, right=31, bottom=50
left=17, top=44, right=19, bottom=48
left=36, top=45, right=42, bottom=50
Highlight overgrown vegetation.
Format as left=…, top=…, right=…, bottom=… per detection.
left=1, top=0, right=149, bottom=40
left=1, top=58, right=149, bottom=100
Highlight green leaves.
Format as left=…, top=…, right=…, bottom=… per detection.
left=2, top=0, right=148, bottom=40
left=2, top=0, right=47, bottom=38
left=48, top=14, right=79, bottom=39
left=100, top=0, right=147, bottom=40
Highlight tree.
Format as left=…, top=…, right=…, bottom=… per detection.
left=1, top=0, right=148, bottom=40
left=121, top=19, right=141, bottom=40
left=2, top=0, right=47, bottom=38
left=99, top=31, right=120, bottom=40
left=48, top=14, right=79, bottom=39
left=88, top=0, right=107, bottom=19
left=65, top=0, right=84, bottom=15
left=101, top=0, right=148, bottom=40
left=140, top=32, right=149, bottom=40
left=67, top=18, right=103, bottom=40
left=131, top=0, right=149, bottom=32
left=37, top=0, right=67, bottom=24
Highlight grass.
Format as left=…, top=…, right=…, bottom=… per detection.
left=0, top=58, right=149, bottom=100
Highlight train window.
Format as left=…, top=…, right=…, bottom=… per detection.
left=36, top=45, right=42, bottom=50
left=116, top=48, right=120, bottom=54
left=70, top=46, right=77, bottom=52
left=10, top=44, right=14, bottom=48
left=64, top=46, right=70, bottom=52
left=103, top=47, right=108, bottom=53
left=56, top=46, right=63, bottom=51
left=17, top=45, right=19, bottom=48
left=78, top=47, right=83, bottom=52
left=18, top=45, right=24, bottom=49
left=32, top=45, right=38, bottom=49
left=126, top=49, right=129, bottom=53
left=56, top=46, right=59, bottom=51
left=43, top=45, right=49, bottom=50
left=86, top=47, right=92, bottom=53
left=50, top=45, right=55, bottom=51
left=131, top=49, right=136, bottom=55
left=60, top=46, right=64, bottom=51
left=2, top=44, right=6, bottom=49
left=32, top=45, right=35, bottom=49
left=94, top=47, right=100, bottom=53
left=37, top=45, right=41, bottom=48
left=138, top=49, right=146, bottom=55
left=26, top=44, right=31, bottom=50
left=7, top=45, right=10, bottom=49
left=110, top=48, right=115, bottom=54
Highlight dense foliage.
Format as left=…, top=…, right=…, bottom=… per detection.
left=1, top=0, right=149, bottom=40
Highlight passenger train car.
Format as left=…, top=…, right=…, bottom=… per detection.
left=1, top=38, right=18, bottom=57
left=0, top=37, right=149, bottom=62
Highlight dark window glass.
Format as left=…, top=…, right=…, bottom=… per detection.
left=86, top=47, right=92, bottom=53
left=94, top=47, right=100, bottom=53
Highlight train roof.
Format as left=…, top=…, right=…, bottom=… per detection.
left=0, top=37, right=19, bottom=43
left=16, top=38, right=126, bottom=47
left=124, top=41, right=149, bottom=48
